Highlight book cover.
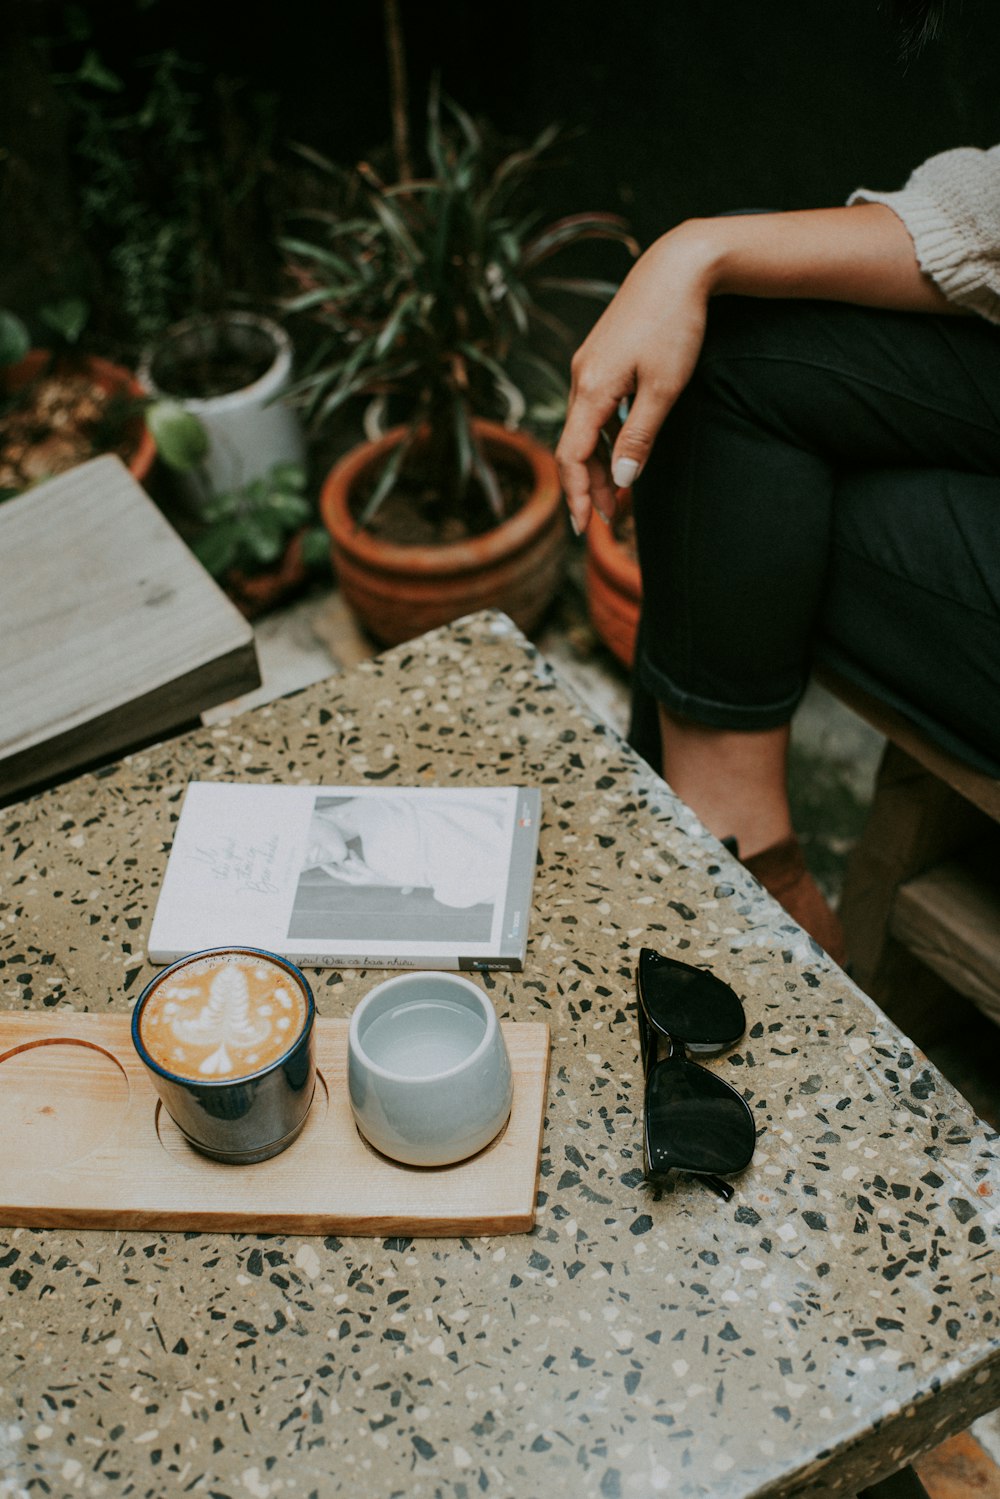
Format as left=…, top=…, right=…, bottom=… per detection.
left=147, top=782, right=541, bottom=970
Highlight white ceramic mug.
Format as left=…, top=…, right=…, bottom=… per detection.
left=347, top=972, right=513, bottom=1167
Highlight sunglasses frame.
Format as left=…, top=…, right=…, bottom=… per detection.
left=636, top=948, right=756, bottom=1202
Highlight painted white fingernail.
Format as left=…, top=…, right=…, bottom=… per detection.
left=612, top=457, right=640, bottom=488
left=568, top=510, right=582, bottom=536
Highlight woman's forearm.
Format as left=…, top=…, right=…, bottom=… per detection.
left=681, top=202, right=952, bottom=313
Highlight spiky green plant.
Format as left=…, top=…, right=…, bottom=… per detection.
left=281, top=90, right=636, bottom=531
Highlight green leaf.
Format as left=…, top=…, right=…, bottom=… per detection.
left=280, top=237, right=359, bottom=279
left=459, top=342, right=526, bottom=427
left=354, top=424, right=420, bottom=529
left=289, top=141, right=352, bottom=185
left=442, top=94, right=482, bottom=159
left=267, top=462, right=307, bottom=492
left=469, top=430, right=505, bottom=523
left=301, top=527, right=332, bottom=572
left=368, top=190, right=423, bottom=270
left=39, top=297, right=89, bottom=346
left=242, top=515, right=285, bottom=565
left=425, top=78, right=449, bottom=179
left=146, top=400, right=211, bottom=470
left=374, top=291, right=419, bottom=359
left=75, top=48, right=124, bottom=92
left=452, top=394, right=476, bottom=487
left=265, top=491, right=311, bottom=526
left=283, top=283, right=360, bottom=315
left=534, top=275, right=623, bottom=301
left=523, top=213, right=639, bottom=267
left=193, top=525, right=240, bottom=578
left=299, top=525, right=332, bottom=569
left=0, top=311, right=30, bottom=367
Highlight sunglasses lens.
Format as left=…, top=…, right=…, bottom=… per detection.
left=644, top=1056, right=756, bottom=1179
left=638, top=948, right=745, bottom=1052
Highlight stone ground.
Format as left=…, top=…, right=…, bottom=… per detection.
left=205, top=565, right=1000, bottom=1495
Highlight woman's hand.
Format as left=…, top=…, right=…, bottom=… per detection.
left=556, top=223, right=715, bottom=534
left=556, top=203, right=949, bottom=534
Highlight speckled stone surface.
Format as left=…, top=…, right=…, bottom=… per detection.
left=1, top=610, right=999, bottom=1498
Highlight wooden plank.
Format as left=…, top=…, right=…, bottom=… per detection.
left=0, top=456, right=260, bottom=800
left=0, top=1012, right=550, bottom=1236
left=838, top=744, right=984, bottom=1003
left=814, top=664, right=1000, bottom=822
left=891, top=850, right=1000, bottom=1026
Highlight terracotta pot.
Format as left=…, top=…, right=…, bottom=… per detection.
left=3, top=350, right=156, bottom=485
left=225, top=530, right=311, bottom=621
left=319, top=420, right=567, bottom=646
left=584, top=493, right=642, bottom=669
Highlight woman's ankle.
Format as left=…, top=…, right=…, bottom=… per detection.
left=657, top=707, right=793, bottom=854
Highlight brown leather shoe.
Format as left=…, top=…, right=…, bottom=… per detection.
left=741, top=835, right=847, bottom=967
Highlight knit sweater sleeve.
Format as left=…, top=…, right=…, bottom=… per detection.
left=848, top=144, right=1000, bottom=324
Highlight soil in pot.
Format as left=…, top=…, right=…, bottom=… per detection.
left=351, top=444, right=533, bottom=546
left=613, top=503, right=638, bottom=565
left=0, top=356, right=150, bottom=492
left=148, top=321, right=275, bottom=400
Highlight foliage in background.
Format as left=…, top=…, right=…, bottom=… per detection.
left=0, top=312, right=31, bottom=369
left=281, top=88, right=636, bottom=528
left=143, top=404, right=325, bottom=582
left=0, top=297, right=90, bottom=366
left=49, top=18, right=281, bottom=351
left=189, top=463, right=323, bottom=581
left=59, top=47, right=208, bottom=342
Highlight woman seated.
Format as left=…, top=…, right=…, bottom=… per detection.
left=556, top=10, right=1000, bottom=964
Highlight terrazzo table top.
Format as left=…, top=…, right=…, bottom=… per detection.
left=2, top=610, right=999, bottom=1498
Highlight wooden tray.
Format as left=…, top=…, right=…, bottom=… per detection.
left=0, top=1012, right=550, bottom=1236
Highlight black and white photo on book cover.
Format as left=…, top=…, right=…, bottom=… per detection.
left=147, top=782, right=541, bottom=970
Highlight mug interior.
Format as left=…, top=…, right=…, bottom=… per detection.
left=355, top=976, right=490, bottom=1080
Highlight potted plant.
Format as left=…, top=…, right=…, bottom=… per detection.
left=0, top=301, right=155, bottom=498
left=282, top=89, right=636, bottom=646
left=139, top=310, right=307, bottom=515
left=187, top=462, right=329, bottom=619
left=145, top=401, right=328, bottom=618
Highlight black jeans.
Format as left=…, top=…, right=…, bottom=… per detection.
left=629, top=295, right=1000, bottom=775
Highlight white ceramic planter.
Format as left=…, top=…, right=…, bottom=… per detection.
left=141, top=312, right=306, bottom=507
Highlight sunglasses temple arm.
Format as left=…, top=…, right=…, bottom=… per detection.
left=701, top=1173, right=735, bottom=1203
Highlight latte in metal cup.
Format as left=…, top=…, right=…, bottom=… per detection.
left=132, top=946, right=315, bottom=1164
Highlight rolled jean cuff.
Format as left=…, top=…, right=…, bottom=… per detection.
left=634, top=649, right=805, bottom=731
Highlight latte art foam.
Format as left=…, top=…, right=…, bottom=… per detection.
left=138, top=952, right=308, bottom=1081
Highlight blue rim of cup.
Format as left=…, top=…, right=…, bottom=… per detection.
left=132, top=945, right=315, bottom=1087
left=348, top=971, right=498, bottom=1084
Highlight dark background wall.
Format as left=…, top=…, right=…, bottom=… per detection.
left=4, top=0, right=1000, bottom=355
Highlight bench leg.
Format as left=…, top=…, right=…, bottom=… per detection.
left=839, top=743, right=983, bottom=1039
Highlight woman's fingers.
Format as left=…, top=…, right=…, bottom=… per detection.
left=608, top=382, right=679, bottom=491
left=555, top=383, right=623, bottom=532
left=557, top=225, right=716, bottom=527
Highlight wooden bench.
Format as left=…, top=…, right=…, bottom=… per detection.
left=0, top=455, right=261, bottom=805
left=816, top=665, right=1000, bottom=1039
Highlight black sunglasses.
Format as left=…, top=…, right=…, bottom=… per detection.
left=636, top=947, right=756, bottom=1201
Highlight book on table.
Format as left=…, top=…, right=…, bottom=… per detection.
left=147, top=782, right=541, bottom=970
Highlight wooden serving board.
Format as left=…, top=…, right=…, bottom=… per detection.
left=0, top=1012, right=550, bottom=1236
